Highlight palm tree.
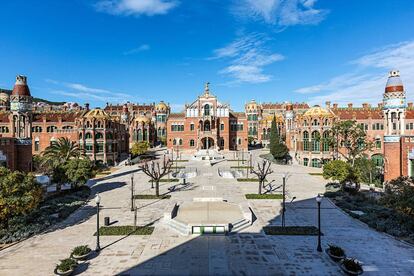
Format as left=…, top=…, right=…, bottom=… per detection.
left=42, top=137, right=83, bottom=191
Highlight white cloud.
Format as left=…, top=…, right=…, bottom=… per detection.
left=234, top=0, right=328, bottom=26
left=46, top=80, right=137, bottom=103
left=212, top=33, right=285, bottom=84
left=123, top=44, right=150, bottom=55
left=95, top=0, right=178, bottom=16
left=295, top=40, right=414, bottom=106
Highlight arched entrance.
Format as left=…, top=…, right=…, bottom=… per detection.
left=201, top=137, right=214, bottom=149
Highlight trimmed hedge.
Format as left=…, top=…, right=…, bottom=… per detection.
left=309, top=173, right=324, bottom=176
left=245, top=194, right=283, bottom=199
left=227, top=159, right=247, bottom=162
left=151, top=178, right=179, bottom=182
left=263, top=226, right=321, bottom=235
left=230, top=166, right=253, bottom=169
left=172, top=160, right=189, bottom=162
left=133, top=195, right=171, bottom=199
left=95, top=226, right=154, bottom=236
left=237, top=178, right=267, bottom=182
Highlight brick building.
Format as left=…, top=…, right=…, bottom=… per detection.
left=166, top=83, right=248, bottom=151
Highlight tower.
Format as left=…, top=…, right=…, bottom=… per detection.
left=10, top=75, right=32, bottom=139
left=121, top=103, right=129, bottom=124
left=383, top=70, right=406, bottom=135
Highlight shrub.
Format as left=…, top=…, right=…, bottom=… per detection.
left=381, top=177, right=414, bottom=219
left=263, top=226, right=320, bottom=235
left=96, top=226, right=154, bottom=236
left=328, top=244, right=345, bottom=257
left=56, top=258, right=77, bottom=272
left=245, top=194, right=283, bottom=199
left=323, top=160, right=350, bottom=183
left=342, top=258, right=362, bottom=272
left=71, top=245, right=91, bottom=256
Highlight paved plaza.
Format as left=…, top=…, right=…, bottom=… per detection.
left=0, top=149, right=414, bottom=275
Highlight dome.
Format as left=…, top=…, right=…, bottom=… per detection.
left=155, top=101, right=168, bottom=112
left=261, top=114, right=283, bottom=123
left=246, top=100, right=258, bottom=111
left=303, top=105, right=334, bottom=118
left=385, top=70, right=404, bottom=93
left=134, top=115, right=151, bottom=124
left=11, top=75, right=31, bottom=97
left=0, top=92, right=9, bottom=102
left=84, top=108, right=111, bottom=119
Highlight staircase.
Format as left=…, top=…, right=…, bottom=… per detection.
left=165, top=218, right=189, bottom=235
left=230, top=218, right=251, bottom=233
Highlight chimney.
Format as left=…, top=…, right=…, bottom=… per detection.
left=362, top=103, right=368, bottom=109
left=408, top=102, right=413, bottom=108
left=325, top=101, right=331, bottom=108
left=333, top=103, right=338, bottom=109
left=84, top=103, right=90, bottom=111
left=348, top=103, right=353, bottom=109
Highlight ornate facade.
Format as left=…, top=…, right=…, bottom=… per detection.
left=1, top=71, right=413, bottom=181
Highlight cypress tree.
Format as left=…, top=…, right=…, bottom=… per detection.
left=269, top=116, right=289, bottom=161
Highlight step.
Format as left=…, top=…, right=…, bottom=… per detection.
left=231, top=219, right=251, bottom=232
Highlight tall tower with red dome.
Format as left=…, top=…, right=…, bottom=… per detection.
left=383, top=70, right=406, bottom=135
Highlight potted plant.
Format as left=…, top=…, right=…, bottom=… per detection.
left=71, top=245, right=92, bottom=261
left=341, top=258, right=363, bottom=275
left=55, top=258, right=77, bottom=276
left=326, top=244, right=345, bottom=262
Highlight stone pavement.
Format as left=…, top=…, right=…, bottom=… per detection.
left=0, top=149, right=413, bottom=275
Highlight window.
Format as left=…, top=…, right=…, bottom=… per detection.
left=204, top=121, right=211, bottom=131
left=85, top=132, right=92, bottom=139
left=303, top=131, right=309, bottom=151
left=220, top=138, right=224, bottom=147
left=96, top=144, right=104, bottom=152
left=190, top=139, right=195, bottom=147
left=95, top=132, right=104, bottom=139
left=311, top=131, right=320, bottom=152
left=173, top=139, right=177, bottom=145
left=322, top=131, right=329, bottom=152
left=312, top=119, right=318, bottom=126
left=32, top=126, right=41, bottom=133
left=79, top=133, right=83, bottom=139
left=190, top=123, right=194, bottom=131
left=375, top=138, right=381, bottom=149
left=220, top=123, right=224, bottom=131
left=47, top=126, right=57, bottom=133
left=311, top=158, right=320, bottom=168
left=171, top=124, right=184, bottom=131
left=304, top=120, right=308, bottom=127
left=407, top=123, right=414, bottom=130
left=238, top=138, right=241, bottom=145
left=179, top=139, right=183, bottom=146
left=85, top=144, right=93, bottom=152
left=393, top=123, right=397, bottom=130
left=303, top=158, right=309, bottom=166
left=204, top=104, right=210, bottom=116
left=34, top=140, right=39, bottom=152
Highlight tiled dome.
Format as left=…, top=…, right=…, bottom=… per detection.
left=155, top=101, right=168, bottom=112
left=84, top=109, right=111, bottom=119
left=303, top=105, right=334, bottom=118
left=385, top=70, right=404, bottom=93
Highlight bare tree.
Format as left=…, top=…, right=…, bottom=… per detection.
left=251, top=159, right=273, bottom=194
left=139, top=155, right=173, bottom=197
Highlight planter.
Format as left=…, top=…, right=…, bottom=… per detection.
left=325, top=248, right=345, bottom=262
left=54, top=267, right=75, bottom=276
left=340, top=263, right=363, bottom=275
left=71, top=251, right=91, bottom=261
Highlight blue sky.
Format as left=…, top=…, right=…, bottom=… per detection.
left=1, top=0, right=414, bottom=111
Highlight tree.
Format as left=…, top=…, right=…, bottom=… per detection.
left=0, top=168, right=43, bottom=228
left=42, top=137, right=82, bottom=168
left=269, top=116, right=289, bottom=161
left=139, top=155, right=172, bottom=197
left=354, top=157, right=382, bottom=185
left=251, top=159, right=273, bottom=194
left=323, top=160, right=350, bottom=183
left=131, top=141, right=150, bottom=156
left=327, top=120, right=373, bottom=166
left=381, top=177, right=414, bottom=218
left=65, top=158, right=94, bottom=188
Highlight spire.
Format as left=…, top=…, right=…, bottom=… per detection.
left=204, top=82, right=210, bottom=96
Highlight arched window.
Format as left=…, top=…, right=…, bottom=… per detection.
left=375, top=138, right=381, bottom=149
left=95, top=132, right=103, bottom=139
left=106, top=133, right=113, bottom=139
left=238, top=138, right=241, bottom=145
left=173, top=139, right=177, bottom=145
left=204, top=120, right=211, bottom=131
left=204, top=104, right=210, bottom=116
left=47, top=126, right=57, bottom=133
left=311, top=131, right=320, bottom=152
left=322, top=131, right=329, bottom=152
left=137, top=129, right=143, bottom=141
left=312, top=119, right=318, bottom=126
left=179, top=138, right=183, bottom=145
left=262, top=128, right=266, bottom=140
left=85, top=132, right=92, bottom=139
left=304, top=120, right=308, bottom=127
left=303, top=131, right=309, bottom=151
left=311, top=158, right=320, bottom=168
left=79, top=133, right=83, bottom=139
left=190, top=139, right=195, bottom=147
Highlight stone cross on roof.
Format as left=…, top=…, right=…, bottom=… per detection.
left=204, top=82, right=210, bottom=95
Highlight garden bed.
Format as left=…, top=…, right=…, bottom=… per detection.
left=172, top=160, right=189, bottom=162
left=309, top=172, right=323, bottom=176
left=133, top=195, right=171, bottom=199
left=95, top=226, right=154, bottom=236
left=227, top=159, right=247, bottom=162
left=245, top=194, right=283, bottom=199
left=230, top=166, right=253, bottom=169
left=237, top=178, right=260, bottom=182
left=325, top=189, right=414, bottom=245
left=158, top=178, right=179, bottom=182
left=0, top=186, right=91, bottom=244
left=263, top=226, right=321, bottom=235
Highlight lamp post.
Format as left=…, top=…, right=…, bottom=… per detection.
left=94, top=193, right=101, bottom=252
left=282, top=175, right=286, bottom=227
left=316, top=194, right=323, bottom=252
left=131, top=175, right=134, bottom=211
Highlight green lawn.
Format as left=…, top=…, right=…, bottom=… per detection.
left=133, top=194, right=171, bottom=199
left=263, top=226, right=321, bottom=236
left=245, top=194, right=283, bottom=199
left=95, top=226, right=154, bottom=236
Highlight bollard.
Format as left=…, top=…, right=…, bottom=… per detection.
left=104, top=217, right=110, bottom=226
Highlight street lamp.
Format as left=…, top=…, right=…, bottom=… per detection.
left=316, top=194, right=323, bottom=252
left=131, top=175, right=135, bottom=211
left=94, top=193, right=101, bottom=252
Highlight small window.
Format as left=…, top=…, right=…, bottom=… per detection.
left=220, top=123, right=224, bottom=131
left=190, top=124, right=194, bottom=131
left=190, top=139, right=195, bottom=147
